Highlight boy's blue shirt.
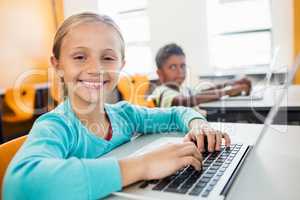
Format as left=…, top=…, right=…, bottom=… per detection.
left=3, top=99, right=205, bottom=200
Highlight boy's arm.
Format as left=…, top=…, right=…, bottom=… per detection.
left=171, top=92, right=223, bottom=106
left=201, top=78, right=251, bottom=92
left=172, top=83, right=251, bottom=106
left=3, top=118, right=122, bottom=200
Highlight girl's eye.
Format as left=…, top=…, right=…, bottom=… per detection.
left=73, top=55, right=86, bottom=60
left=103, top=56, right=115, bottom=61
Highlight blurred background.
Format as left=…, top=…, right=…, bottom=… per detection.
left=0, top=0, right=299, bottom=143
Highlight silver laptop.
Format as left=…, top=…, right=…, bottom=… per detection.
left=222, top=47, right=280, bottom=101
left=110, top=55, right=299, bottom=200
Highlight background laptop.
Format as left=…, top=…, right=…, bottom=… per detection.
left=111, top=55, right=299, bottom=200
left=222, top=47, right=280, bottom=101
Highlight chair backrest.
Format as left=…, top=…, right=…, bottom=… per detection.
left=0, top=136, right=27, bottom=199
left=3, top=85, right=36, bottom=122
left=117, top=75, right=155, bottom=107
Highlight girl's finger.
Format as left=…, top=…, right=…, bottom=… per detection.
left=206, top=131, right=216, bottom=152
left=222, top=132, right=231, bottom=147
left=178, top=143, right=202, bottom=162
left=196, top=133, right=205, bottom=152
left=183, top=132, right=195, bottom=143
left=215, top=132, right=222, bottom=151
left=181, top=156, right=202, bottom=171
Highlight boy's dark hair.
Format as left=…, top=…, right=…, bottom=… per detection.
left=155, top=43, right=185, bottom=69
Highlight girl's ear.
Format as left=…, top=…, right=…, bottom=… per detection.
left=50, top=56, right=59, bottom=70
left=50, top=56, right=64, bottom=78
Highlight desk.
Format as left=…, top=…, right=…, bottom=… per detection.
left=201, top=85, right=300, bottom=125
left=105, top=122, right=300, bottom=200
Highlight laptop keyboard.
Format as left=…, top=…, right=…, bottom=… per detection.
left=139, top=144, right=243, bottom=197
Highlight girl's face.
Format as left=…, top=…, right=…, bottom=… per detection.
left=51, top=22, right=125, bottom=104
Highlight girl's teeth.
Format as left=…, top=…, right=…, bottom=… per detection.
left=81, top=81, right=104, bottom=88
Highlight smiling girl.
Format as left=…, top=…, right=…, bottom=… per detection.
left=3, top=13, right=230, bottom=200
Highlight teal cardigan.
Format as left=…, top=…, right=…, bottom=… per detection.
left=3, top=99, right=205, bottom=200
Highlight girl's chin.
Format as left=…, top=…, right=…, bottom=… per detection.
left=68, top=83, right=115, bottom=104
left=73, top=91, right=107, bottom=104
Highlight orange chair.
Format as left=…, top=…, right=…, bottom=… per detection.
left=117, top=75, right=155, bottom=107
left=0, top=135, right=27, bottom=199
left=2, top=86, right=36, bottom=122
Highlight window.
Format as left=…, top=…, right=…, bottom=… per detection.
left=98, top=0, right=153, bottom=75
left=206, top=0, right=272, bottom=70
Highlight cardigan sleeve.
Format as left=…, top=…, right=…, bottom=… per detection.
left=3, top=115, right=122, bottom=200
left=122, top=102, right=206, bottom=134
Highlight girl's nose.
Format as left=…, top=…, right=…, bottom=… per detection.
left=86, top=59, right=102, bottom=74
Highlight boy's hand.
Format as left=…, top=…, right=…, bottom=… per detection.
left=184, top=119, right=231, bottom=152
left=225, top=84, right=251, bottom=96
left=233, top=78, right=252, bottom=88
left=224, top=78, right=252, bottom=96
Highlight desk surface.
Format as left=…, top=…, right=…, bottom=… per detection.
left=105, top=122, right=300, bottom=200
left=201, top=85, right=300, bottom=109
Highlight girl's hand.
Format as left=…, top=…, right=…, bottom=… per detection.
left=140, top=142, right=202, bottom=180
left=119, top=142, right=202, bottom=187
left=184, top=119, right=231, bottom=152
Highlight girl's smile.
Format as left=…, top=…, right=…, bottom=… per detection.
left=79, top=80, right=109, bottom=89
left=78, top=79, right=110, bottom=90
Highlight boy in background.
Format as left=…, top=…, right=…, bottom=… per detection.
left=151, top=43, right=251, bottom=109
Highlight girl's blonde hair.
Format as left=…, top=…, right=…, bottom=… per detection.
left=52, top=12, right=125, bottom=59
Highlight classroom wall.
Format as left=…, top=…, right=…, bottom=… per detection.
left=64, top=0, right=99, bottom=18
left=63, top=0, right=294, bottom=86
left=147, top=0, right=209, bottom=85
left=148, top=0, right=293, bottom=81
left=271, top=0, right=293, bottom=72
left=0, top=0, right=62, bottom=89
